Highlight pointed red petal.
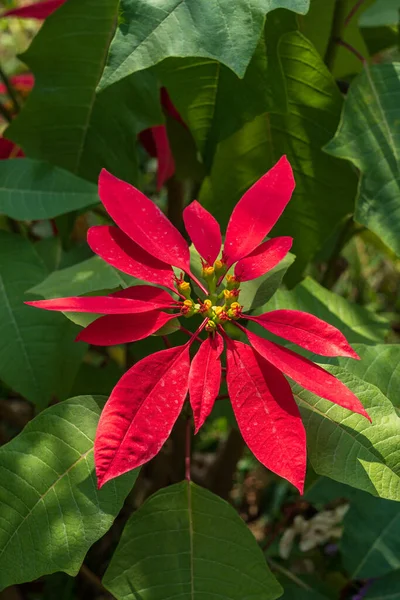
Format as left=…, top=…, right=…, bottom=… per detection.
left=98, top=170, right=190, bottom=272
left=183, top=201, right=222, bottom=265
left=246, top=330, right=370, bottom=420
left=95, top=345, right=190, bottom=487
left=87, top=225, right=176, bottom=292
left=246, top=310, right=360, bottom=359
left=76, top=311, right=178, bottom=346
left=234, top=237, right=293, bottom=281
left=26, top=287, right=174, bottom=314
left=2, top=0, right=66, bottom=19
left=226, top=340, right=306, bottom=493
left=223, top=156, right=295, bottom=267
left=189, top=333, right=223, bottom=433
left=152, top=125, right=175, bottom=190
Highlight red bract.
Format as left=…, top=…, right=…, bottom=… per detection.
left=28, top=156, right=370, bottom=493
left=2, top=0, right=66, bottom=19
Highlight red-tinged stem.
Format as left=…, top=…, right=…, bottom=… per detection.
left=189, top=271, right=208, bottom=295
left=50, top=219, right=59, bottom=237
left=216, top=394, right=229, bottom=401
left=336, top=38, right=367, bottom=64
left=180, top=326, right=203, bottom=344
left=343, top=0, right=366, bottom=28
left=162, top=335, right=172, bottom=349
left=185, top=416, right=191, bottom=481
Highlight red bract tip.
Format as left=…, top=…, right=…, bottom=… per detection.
left=183, top=200, right=222, bottom=266
left=226, top=340, right=306, bottom=494
left=223, top=156, right=295, bottom=267
left=2, top=0, right=66, bottom=19
left=98, top=169, right=191, bottom=273
left=234, top=236, right=293, bottom=282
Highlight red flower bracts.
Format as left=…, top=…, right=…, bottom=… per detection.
left=27, top=156, right=370, bottom=493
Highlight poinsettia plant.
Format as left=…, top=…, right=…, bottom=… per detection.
left=0, top=0, right=399, bottom=599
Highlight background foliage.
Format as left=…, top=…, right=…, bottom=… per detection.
left=0, top=0, right=399, bottom=598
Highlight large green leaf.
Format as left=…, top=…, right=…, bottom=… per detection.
left=29, top=255, right=134, bottom=298
left=0, top=159, right=98, bottom=220
left=0, top=395, right=137, bottom=591
left=200, top=30, right=358, bottom=282
left=255, top=277, right=389, bottom=344
left=296, top=366, right=400, bottom=501
left=99, top=0, right=310, bottom=90
left=359, top=0, right=400, bottom=27
left=325, top=63, right=400, bottom=257
left=326, top=344, right=400, bottom=407
left=0, top=232, right=86, bottom=408
left=341, top=489, right=400, bottom=578
left=365, top=570, right=400, bottom=598
left=6, top=0, right=161, bottom=184
left=103, top=481, right=282, bottom=599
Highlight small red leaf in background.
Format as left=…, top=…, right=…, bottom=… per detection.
left=98, top=170, right=190, bottom=273
left=247, top=310, right=360, bottom=358
left=139, top=125, right=175, bottom=191
left=223, top=156, right=295, bottom=267
left=226, top=340, right=306, bottom=493
left=95, top=345, right=190, bottom=487
left=184, top=200, right=222, bottom=265
left=189, top=333, right=223, bottom=433
left=2, top=0, right=66, bottom=19
left=76, top=311, right=178, bottom=345
left=246, top=330, right=370, bottom=420
left=87, top=226, right=176, bottom=292
left=234, top=237, right=293, bottom=281
left=0, top=138, right=23, bottom=159
left=26, top=287, right=175, bottom=314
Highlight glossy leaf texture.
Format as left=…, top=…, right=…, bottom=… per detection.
left=76, top=311, right=178, bottom=345
left=234, top=236, right=293, bottom=281
left=246, top=330, right=370, bottom=420
left=223, top=156, right=295, bottom=267
left=226, top=340, right=306, bottom=492
left=95, top=345, right=191, bottom=487
left=189, top=334, right=223, bottom=433
left=98, top=170, right=191, bottom=272
left=246, top=310, right=360, bottom=358
left=326, top=63, right=400, bottom=257
left=0, top=232, right=86, bottom=409
left=341, top=488, right=400, bottom=579
left=296, top=365, right=400, bottom=501
left=2, top=0, right=66, bottom=19
left=6, top=0, right=162, bottom=184
left=0, top=396, right=137, bottom=591
left=183, top=200, right=222, bottom=265
left=0, top=159, right=98, bottom=219
left=99, top=0, right=310, bottom=89
left=200, top=28, right=358, bottom=282
left=103, top=481, right=283, bottom=600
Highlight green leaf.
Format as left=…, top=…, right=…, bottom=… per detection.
left=6, top=0, right=161, bottom=184
left=327, top=344, right=400, bottom=407
left=0, top=159, right=98, bottom=220
left=29, top=256, right=135, bottom=298
left=256, top=277, right=389, bottom=344
left=99, top=0, right=310, bottom=90
left=0, top=232, right=86, bottom=408
left=0, top=395, right=137, bottom=591
left=325, top=63, right=400, bottom=257
left=103, top=481, right=282, bottom=599
left=365, top=570, right=400, bottom=598
left=296, top=366, right=400, bottom=501
left=341, top=489, right=400, bottom=578
left=200, top=30, right=358, bottom=282
left=359, top=0, right=400, bottom=27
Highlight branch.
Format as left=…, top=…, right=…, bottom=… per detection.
left=324, top=0, right=348, bottom=72
left=344, top=0, right=367, bottom=28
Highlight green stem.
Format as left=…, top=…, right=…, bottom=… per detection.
left=267, top=559, right=313, bottom=592
left=0, top=65, right=20, bottom=114
left=324, top=0, right=348, bottom=72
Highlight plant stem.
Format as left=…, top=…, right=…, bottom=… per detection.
left=336, top=38, right=366, bottom=64
left=267, top=558, right=313, bottom=592
left=324, top=0, right=348, bottom=72
left=0, top=65, right=20, bottom=114
left=343, top=0, right=366, bottom=28
left=179, top=326, right=202, bottom=344
left=185, top=416, right=191, bottom=481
